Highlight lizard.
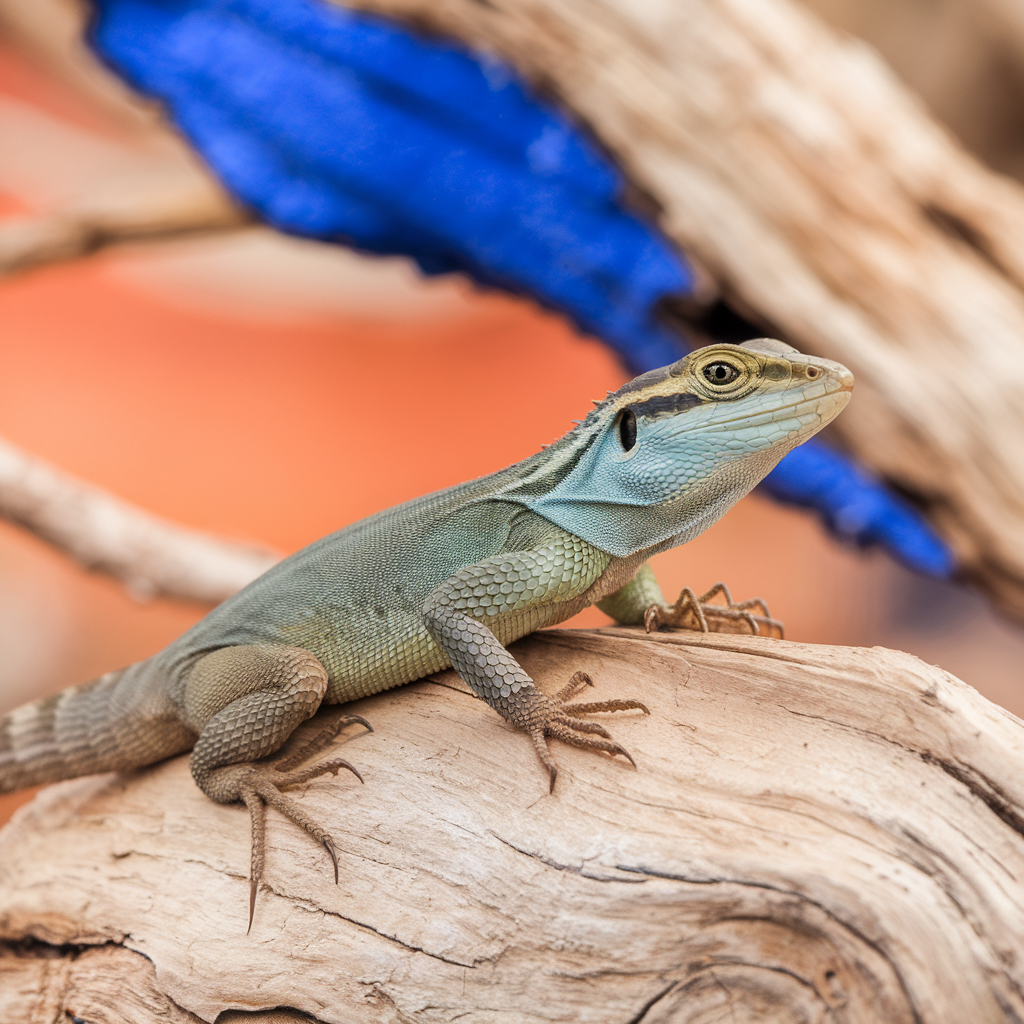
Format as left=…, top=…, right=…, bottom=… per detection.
left=0, top=337, right=852, bottom=929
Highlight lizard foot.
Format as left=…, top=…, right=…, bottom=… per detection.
left=528, top=671, right=650, bottom=793
left=644, top=582, right=784, bottom=638
left=210, top=713, right=372, bottom=933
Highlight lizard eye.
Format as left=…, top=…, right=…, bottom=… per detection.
left=619, top=409, right=637, bottom=451
left=703, top=361, right=741, bottom=386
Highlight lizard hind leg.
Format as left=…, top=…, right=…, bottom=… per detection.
left=182, top=645, right=370, bottom=932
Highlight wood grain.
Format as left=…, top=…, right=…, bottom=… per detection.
left=2, top=628, right=1023, bottom=1022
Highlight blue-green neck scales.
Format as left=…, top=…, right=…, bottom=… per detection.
left=503, top=337, right=852, bottom=557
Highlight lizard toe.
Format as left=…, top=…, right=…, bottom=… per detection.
left=546, top=718, right=637, bottom=767
left=274, top=757, right=364, bottom=789
left=561, top=697, right=650, bottom=717
left=240, top=766, right=352, bottom=932
left=527, top=677, right=647, bottom=792
left=552, top=670, right=594, bottom=703
left=647, top=583, right=785, bottom=638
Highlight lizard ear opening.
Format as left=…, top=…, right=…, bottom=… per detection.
left=619, top=409, right=637, bottom=451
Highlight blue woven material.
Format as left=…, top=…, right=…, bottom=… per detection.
left=90, top=0, right=689, bottom=372
left=88, top=0, right=954, bottom=576
left=761, top=443, right=954, bottom=577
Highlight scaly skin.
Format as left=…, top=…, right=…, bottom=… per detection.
left=0, top=338, right=853, bottom=927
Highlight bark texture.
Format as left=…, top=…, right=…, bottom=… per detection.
left=2, top=628, right=1023, bottom=1022
left=335, top=0, right=1024, bottom=619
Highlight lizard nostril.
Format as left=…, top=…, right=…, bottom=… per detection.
left=805, top=366, right=820, bottom=379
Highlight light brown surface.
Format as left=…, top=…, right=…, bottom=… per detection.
left=2, top=627, right=1023, bottom=1022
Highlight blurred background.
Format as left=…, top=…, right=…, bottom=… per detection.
left=3, top=0, right=1024, bottom=825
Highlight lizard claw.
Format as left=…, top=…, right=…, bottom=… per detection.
left=323, top=834, right=340, bottom=885
left=528, top=672, right=649, bottom=793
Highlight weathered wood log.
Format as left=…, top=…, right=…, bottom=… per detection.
left=337, top=0, right=1024, bottom=620
left=2, top=628, right=1024, bottom=1022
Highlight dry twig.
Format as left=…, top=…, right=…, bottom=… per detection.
left=0, top=436, right=278, bottom=603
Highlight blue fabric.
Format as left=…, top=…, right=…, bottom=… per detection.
left=88, top=0, right=954, bottom=576
left=761, top=442, right=954, bottom=577
left=90, top=0, right=689, bottom=372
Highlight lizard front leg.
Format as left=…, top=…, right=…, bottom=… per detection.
left=181, top=644, right=370, bottom=930
left=599, top=563, right=784, bottom=637
left=422, top=541, right=649, bottom=791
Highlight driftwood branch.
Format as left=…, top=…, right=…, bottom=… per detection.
left=2, top=628, right=1024, bottom=1022
left=326, top=0, right=1024, bottom=621
left=0, top=436, right=278, bottom=603
left=0, top=166, right=249, bottom=276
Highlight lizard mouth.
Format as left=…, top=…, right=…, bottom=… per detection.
left=697, top=387, right=851, bottom=433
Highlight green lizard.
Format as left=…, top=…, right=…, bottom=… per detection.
left=0, top=338, right=852, bottom=928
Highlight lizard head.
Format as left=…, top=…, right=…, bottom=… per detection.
left=515, top=338, right=854, bottom=557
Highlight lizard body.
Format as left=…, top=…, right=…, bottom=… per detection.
left=0, top=338, right=852, bottom=924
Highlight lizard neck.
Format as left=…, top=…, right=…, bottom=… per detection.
left=513, top=441, right=791, bottom=558
left=481, top=339, right=852, bottom=559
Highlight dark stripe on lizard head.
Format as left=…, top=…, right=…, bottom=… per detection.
left=630, top=392, right=705, bottom=419
left=521, top=338, right=854, bottom=557
left=506, top=347, right=735, bottom=498
left=501, top=338, right=852, bottom=509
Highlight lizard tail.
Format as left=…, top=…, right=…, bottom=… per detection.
left=0, top=668, right=195, bottom=794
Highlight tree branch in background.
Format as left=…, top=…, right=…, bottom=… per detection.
left=0, top=165, right=249, bottom=276
left=3, top=629, right=1024, bottom=1021
left=0, top=436, right=278, bottom=603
